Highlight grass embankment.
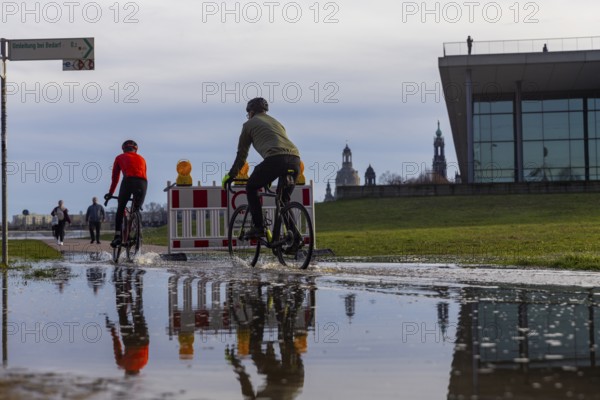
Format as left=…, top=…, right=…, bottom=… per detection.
left=315, top=193, right=600, bottom=269
left=143, top=192, right=600, bottom=269
left=0, top=240, right=62, bottom=266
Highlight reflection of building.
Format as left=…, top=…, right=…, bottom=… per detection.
left=344, top=294, right=356, bottom=323
left=439, top=38, right=600, bottom=183
left=448, top=286, right=600, bottom=399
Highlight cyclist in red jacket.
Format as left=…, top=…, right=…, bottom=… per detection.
left=105, top=140, right=147, bottom=248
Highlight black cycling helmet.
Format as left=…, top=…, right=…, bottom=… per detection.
left=246, top=97, right=269, bottom=113
left=122, top=139, right=138, bottom=152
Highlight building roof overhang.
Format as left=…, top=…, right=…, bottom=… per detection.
left=438, top=50, right=600, bottom=177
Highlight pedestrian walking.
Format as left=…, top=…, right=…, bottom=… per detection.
left=86, top=196, right=105, bottom=244
left=51, top=200, right=71, bottom=246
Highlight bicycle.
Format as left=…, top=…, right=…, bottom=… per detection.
left=227, top=171, right=314, bottom=270
left=104, top=196, right=142, bottom=263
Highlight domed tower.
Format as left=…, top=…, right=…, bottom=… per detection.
left=324, top=180, right=335, bottom=202
left=365, top=164, right=376, bottom=186
left=433, top=121, right=447, bottom=179
left=335, top=144, right=360, bottom=189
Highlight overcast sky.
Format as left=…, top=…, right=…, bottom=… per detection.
left=2, top=0, right=599, bottom=217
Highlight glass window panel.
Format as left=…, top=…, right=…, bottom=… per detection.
left=589, top=139, right=600, bottom=168
left=523, top=114, right=543, bottom=140
left=474, top=143, right=492, bottom=171
left=495, top=171, right=514, bottom=182
left=477, top=101, right=491, bottom=114
left=478, top=115, right=491, bottom=142
left=523, top=100, right=542, bottom=112
left=570, top=140, right=585, bottom=168
left=568, top=99, right=583, bottom=111
left=523, top=141, right=545, bottom=179
left=491, top=142, right=514, bottom=169
left=590, top=112, right=600, bottom=139
left=543, top=113, right=570, bottom=140
left=545, top=140, right=570, bottom=169
left=474, top=143, right=482, bottom=171
left=543, top=99, right=569, bottom=112
left=588, top=98, right=600, bottom=110
left=473, top=116, right=481, bottom=142
left=473, top=102, right=480, bottom=114
left=491, top=114, right=514, bottom=141
left=491, top=101, right=513, bottom=114
left=550, top=167, right=584, bottom=181
left=590, top=139, right=600, bottom=180
left=569, top=112, right=584, bottom=139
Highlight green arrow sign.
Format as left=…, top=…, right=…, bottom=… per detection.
left=8, top=37, right=94, bottom=61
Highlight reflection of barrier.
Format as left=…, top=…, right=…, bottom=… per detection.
left=166, top=182, right=315, bottom=254
left=166, top=276, right=316, bottom=339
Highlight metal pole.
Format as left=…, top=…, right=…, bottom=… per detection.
left=1, top=39, right=7, bottom=266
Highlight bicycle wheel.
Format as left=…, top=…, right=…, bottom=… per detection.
left=126, top=211, right=142, bottom=261
left=274, top=202, right=314, bottom=270
left=228, top=205, right=260, bottom=266
left=112, top=215, right=126, bottom=264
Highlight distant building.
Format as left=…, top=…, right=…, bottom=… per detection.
left=12, top=213, right=52, bottom=227
left=324, top=181, right=335, bottom=202
left=432, top=121, right=447, bottom=179
left=439, top=36, right=600, bottom=183
left=335, top=145, right=360, bottom=195
left=365, top=164, right=376, bottom=186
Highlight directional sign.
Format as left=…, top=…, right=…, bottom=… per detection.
left=63, top=59, right=95, bottom=71
left=8, top=38, right=94, bottom=61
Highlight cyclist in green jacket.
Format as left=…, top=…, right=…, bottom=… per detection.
left=222, top=98, right=301, bottom=238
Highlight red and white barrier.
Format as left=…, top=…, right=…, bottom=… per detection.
left=166, top=182, right=315, bottom=253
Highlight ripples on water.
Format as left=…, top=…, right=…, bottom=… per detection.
left=0, top=253, right=599, bottom=399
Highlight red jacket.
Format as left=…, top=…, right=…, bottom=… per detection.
left=109, top=152, right=147, bottom=194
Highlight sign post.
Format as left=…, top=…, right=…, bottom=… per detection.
left=1, top=39, right=6, bottom=266
left=1, top=37, right=94, bottom=266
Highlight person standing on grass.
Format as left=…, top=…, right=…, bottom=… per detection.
left=51, top=200, right=71, bottom=246
left=86, top=196, right=105, bottom=244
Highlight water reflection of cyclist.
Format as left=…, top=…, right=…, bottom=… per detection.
left=106, top=267, right=149, bottom=375
left=104, top=140, right=147, bottom=248
left=226, top=280, right=311, bottom=399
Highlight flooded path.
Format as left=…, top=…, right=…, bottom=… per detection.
left=1, top=253, right=600, bottom=399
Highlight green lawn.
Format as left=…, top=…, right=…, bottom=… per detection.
left=0, top=240, right=62, bottom=266
left=315, top=193, right=600, bottom=269
left=142, top=192, right=600, bottom=269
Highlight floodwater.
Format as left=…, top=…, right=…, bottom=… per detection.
left=2, top=253, right=600, bottom=400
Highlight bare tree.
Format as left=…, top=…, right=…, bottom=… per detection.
left=405, top=171, right=449, bottom=184
left=379, top=171, right=403, bottom=185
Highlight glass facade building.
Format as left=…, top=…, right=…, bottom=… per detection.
left=474, top=97, right=599, bottom=183
left=439, top=45, right=600, bottom=184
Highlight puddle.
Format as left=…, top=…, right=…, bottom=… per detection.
left=1, top=258, right=600, bottom=399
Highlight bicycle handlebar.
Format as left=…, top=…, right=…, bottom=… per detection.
left=104, top=195, right=140, bottom=209
left=104, top=196, right=118, bottom=207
